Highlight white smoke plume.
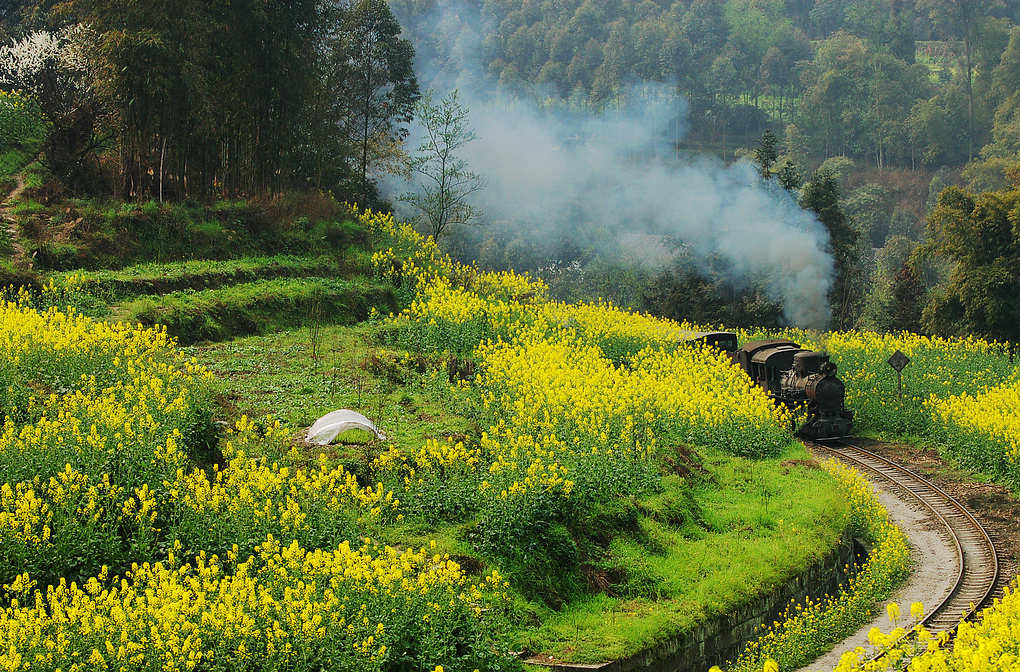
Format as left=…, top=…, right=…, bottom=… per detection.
left=387, top=1, right=834, bottom=327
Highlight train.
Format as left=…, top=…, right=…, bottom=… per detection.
left=683, top=331, right=853, bottom=440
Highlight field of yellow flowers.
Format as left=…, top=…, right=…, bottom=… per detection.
left=365, top=207, right=1020, bottom=670
left=832, top=331, right=1019, bottom=490
left=0, top=299, right=516, bottom=672
left=12, top=202, right=1018, bottom=672
left=739, top=325, right=1020, bottom=491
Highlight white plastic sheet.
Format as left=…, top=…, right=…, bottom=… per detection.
left=307, top=409, right=386, bottom=445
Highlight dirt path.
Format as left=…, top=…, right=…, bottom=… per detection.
left=794, top=459, right=959, bottom=671
left=1, top=174, right=28, bottom=268
left=861, top=439, right=1020, bottom=593
left=796, top=439, right=1020, bottom=671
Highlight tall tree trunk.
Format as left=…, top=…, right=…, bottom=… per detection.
left=964, top=33, right=974, bottom=161
left=159, top=136, right=167, bottom=203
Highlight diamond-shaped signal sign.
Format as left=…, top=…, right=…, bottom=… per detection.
left=888, top=350, right=910, bottom=372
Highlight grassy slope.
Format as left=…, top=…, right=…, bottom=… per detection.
left=185, top=321, right=849, bottom=664
left=4, top=186, right=852, bottom=664
left=53, top=253, right=371, bottom=299
left=114, top=276, right=396, bottom=344
left=525, top=445, right=845, bottom=662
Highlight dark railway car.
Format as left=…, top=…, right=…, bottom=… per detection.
left=737, top=339, right=853, bottom=440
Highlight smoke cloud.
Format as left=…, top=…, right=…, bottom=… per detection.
left=386, top=1, right=834, bottom=328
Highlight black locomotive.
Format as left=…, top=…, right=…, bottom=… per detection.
left=682, top=332, right=853, bottom=440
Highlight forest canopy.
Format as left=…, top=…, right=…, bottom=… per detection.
left=0, top=0, right=418, bottom=200
left=5, top=0, right=1020, bottom=341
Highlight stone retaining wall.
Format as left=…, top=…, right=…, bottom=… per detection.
left=529, top=533, right=864, bottom=672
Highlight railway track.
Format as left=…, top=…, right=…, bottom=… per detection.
left=812, top=440, right=999, bottom=636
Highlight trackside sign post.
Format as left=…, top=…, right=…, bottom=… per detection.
left=888, top=349, right=910, bottom=400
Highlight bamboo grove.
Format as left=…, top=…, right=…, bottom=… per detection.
left=0, top=0, right=418, bottom=200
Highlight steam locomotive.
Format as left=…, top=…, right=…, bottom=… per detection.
left=683, top=332, right=853, bottom=440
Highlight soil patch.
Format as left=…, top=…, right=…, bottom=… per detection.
left=1, top=175, right=28, bottom=268
left=858, top=438, right=1020, bottom=597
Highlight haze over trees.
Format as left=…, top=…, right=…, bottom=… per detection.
left=382, top=0, right=1020, bottom=340
left=5, top=1, right=1020, bottom=340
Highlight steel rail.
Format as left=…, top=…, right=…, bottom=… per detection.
left=812, top=440, right=999, bottom=638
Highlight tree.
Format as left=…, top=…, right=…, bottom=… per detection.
left=338, top=0, right=418, bottom=202
left=801, top=168, right=865, bottom=329
left=860, top=235, right=922, bottom=331
left=753, top=129, right=779, bottom=180
left=922, top=184, right=1020, bottom=343
left=401, top=90, right=484, bottom=240
left=845, top=183, right=894, bottom=247
left=887, top=260, right=925, bottom=332
left=918, top=0, right=1002, bottom=159
left=0, top=26, right=103, bottom=187
left=776, top=157, right=804, bottom=191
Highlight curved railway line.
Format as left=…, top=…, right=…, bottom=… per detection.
left=811, top=440, right=999, bottom=638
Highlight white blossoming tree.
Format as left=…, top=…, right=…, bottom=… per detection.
left=0, top=25, right=103, bottom=186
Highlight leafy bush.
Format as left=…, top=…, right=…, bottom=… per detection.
left=0, top=91, right=47, bottom=152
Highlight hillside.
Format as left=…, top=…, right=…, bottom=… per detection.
left=0, top=195, right=885, bottom=671
left=4, top=191, right=1020, bottom=671
left=4, top=1, right=1020, bottom=670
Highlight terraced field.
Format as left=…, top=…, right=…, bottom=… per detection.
left=2, top=203, right=1020, bottom=672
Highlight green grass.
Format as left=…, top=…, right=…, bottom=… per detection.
left=15, top=196, right=367, bottom=270
left=182, top=322, right=473, bottom=444
left=520, top=444, right=847, bottom=663
left=185, top=321, right=851, bottom=666
left=117, top=276, right=396, bottom=344
left=0, top=149, right=30, bottom=189
left=0, top=223, right=12, bottom=258
left=53, top=253, right=370, bottom=300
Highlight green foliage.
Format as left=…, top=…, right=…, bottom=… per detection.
left=753, top=129, right=779, bottom=179
left=0, top=90, right=46, bottom=151
left=187, top=318, right=850, bottom=665
left=524, top=445, right=847, bottom=663
left=9, top=0, right=417, bottom=200
left=728, top=461, right=910, bottom=672
left=50, top=254, right=367, bottom=301
left=16, top=198, right=366, bottom=270
left=118, top=277, right=397, bottom=345
left=846, top=183, right=894, bottom=248
left=923, top=183, right=1020, bottom=343
left=859, top=236, right=923, bottom=331
left=800, top=169, right=865, bottom=329
left=826, top=331, right=1016, bottom=437
left=339, top=0, right=420, bottom=199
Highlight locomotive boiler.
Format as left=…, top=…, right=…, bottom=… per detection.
left=682, top=332, right=854, bottom=440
